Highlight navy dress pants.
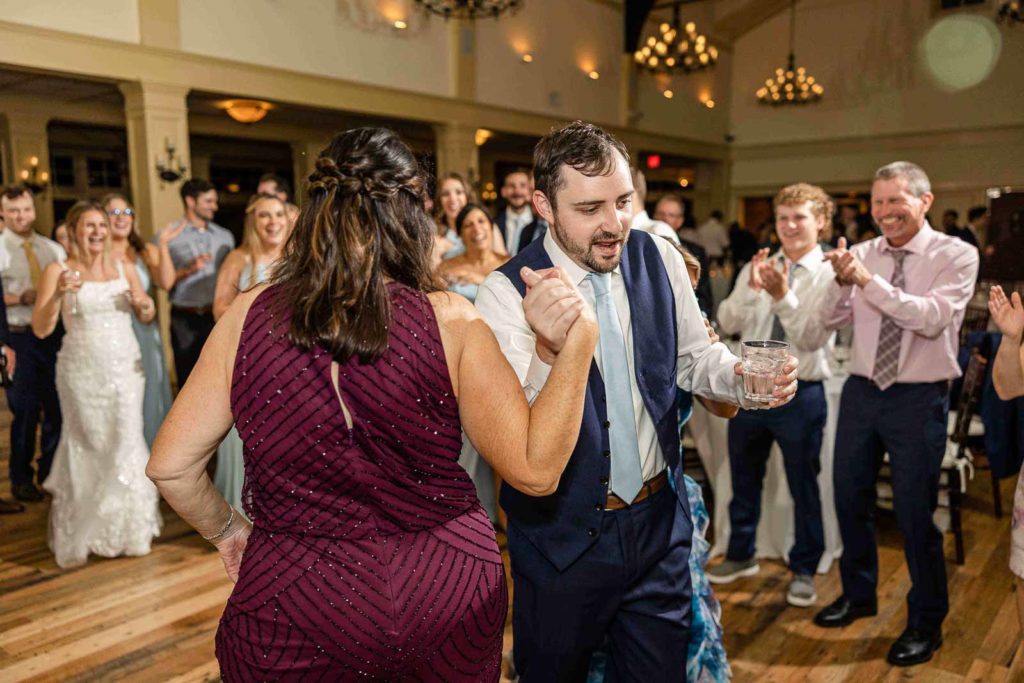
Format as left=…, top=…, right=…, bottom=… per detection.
left=509, top=485, right=692, bottom=683
left=725, top=381, right=827, bottom=575
left=6, top=330, right=61, bottom=487
left=834, top=375, right=949, bottom=630
left=170, top=309, right=215, bottom=388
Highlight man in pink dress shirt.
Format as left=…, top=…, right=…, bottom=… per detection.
left=812, top=161, right=979, bottom=666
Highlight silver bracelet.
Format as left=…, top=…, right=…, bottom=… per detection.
left=203, top=506, right=237, bottom=542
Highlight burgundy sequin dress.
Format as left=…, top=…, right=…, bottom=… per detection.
left=216, top=284, right=507, bottom=681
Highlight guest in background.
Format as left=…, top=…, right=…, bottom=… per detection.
left=815, top=162, right=978, bottom=666
left=211, top=193, right=292, bottom=513
left=941, top=209, right=961, bottom=237
left=439, top=203, right=511, bottom=525
left=104, top=194, right=173, bottom=448
left=0, top=275, right=19, bottom=514
left=153, top=178, right=234, bottom=388
left=495, top=168, right=547, bottom=256
left=1, top=184, right=66, bottom=504
left=628, top=168, right=680, bottom=245
left=256, top=173, right=298, bottom=226
left=712, top=183, right=837, bottom=607
left=432, top=172, right=471, bottom=263
left=52, top=222, right=70, bottom=255
left=146, top=127, right=597, bottom=680
left=835, top=204, right=860, bottom=244
left=988, top=285, right=1024, bottom=633
left=962, top=205, right=988, bottom=250
left=33, top=201, right=161, bottom=568
left=698, top=210, right=730, bottom=267
left=729, top=220, right=759, bottom=285
left=654, top=192, right=713, bottom=312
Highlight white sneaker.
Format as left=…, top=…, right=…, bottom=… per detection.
left=707, top=558, right=760, bottom=584
left=787, top=574, right=817, bottom=607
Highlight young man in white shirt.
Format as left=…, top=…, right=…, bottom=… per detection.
left=711, top=183, right=837, bottom=607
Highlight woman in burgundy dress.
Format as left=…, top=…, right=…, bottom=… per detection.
left=147, top=127, right=597, bottom=682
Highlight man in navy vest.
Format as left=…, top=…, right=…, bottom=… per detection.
left=495, top=168, right=548, bottom=256
left=476, top=121, right=799, bottom=682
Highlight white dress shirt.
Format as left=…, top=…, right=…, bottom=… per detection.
left=504, top=206, right=535, bottom=257
left=717, top=245, right=835, bottom=381
left=2, top=229, right=67, bottom=328
left=475, top=230, right=751, bottom=484
left=817, top=223, right=979, bottom=383
left=629, top=210, right=680, bottom=245
left=698, top=218, right=730, bottom=259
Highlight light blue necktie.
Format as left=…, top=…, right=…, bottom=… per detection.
left=588, top=272, right=644, bottom=503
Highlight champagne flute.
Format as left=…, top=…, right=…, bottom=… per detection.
left=63, top=269, right=82, bottom=315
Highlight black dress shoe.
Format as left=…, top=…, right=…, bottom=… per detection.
left=887, top=628, right=942, bottom=666
left=813, top=596, right=878, bottom=628
left=12, top=482, right=44, bottom=502
left=0, top=497, right=25, bottom=514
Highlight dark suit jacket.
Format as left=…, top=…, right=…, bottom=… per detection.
left=495, top=208, right=548, bottom=256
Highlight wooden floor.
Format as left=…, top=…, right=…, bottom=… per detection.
left=1, top=399, right=1022, bottom=681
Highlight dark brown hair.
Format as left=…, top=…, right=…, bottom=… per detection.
left=273, top=128, right=437, bottom=364
left=2, top=184, right=33, bottom=202
left=100, top=192, right=146, bottom=255
left=454, top=202, right=493, bottom=238
left=533, top=121, right=630, bottom=209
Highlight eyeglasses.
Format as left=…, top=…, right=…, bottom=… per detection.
left=109, top=208, right=134, bottom=217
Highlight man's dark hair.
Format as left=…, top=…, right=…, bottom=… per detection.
left=259, top=173, right=292, bottom=198
left=503, top=167, right=531, bottom=185
left=180, top=178, right=216, bottom=205
left=943, top=209, right=958, bottom=219
left=1, top=184, right=33, bottom=202
left=710, top=210, right=723, bottom=221
left=967, top=206, right=988, bottom=223
left=533, top=121, right=629, bottom=209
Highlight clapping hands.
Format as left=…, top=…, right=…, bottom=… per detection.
left=989, top=285, right=1024, bottom=341
left=823, top=237, right=872, bottom=287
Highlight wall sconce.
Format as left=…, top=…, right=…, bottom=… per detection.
left=155, top=139, right=188, bottom=185
left=475, top=128, right=494, bottom=146
left=663, top=89, right=674, bottom=99
left=521, top=53, right=534, bottom=63
left=218, top=99, right=273, bottom=124
left=393, top=19, right=408, bottom=29
left=19, top=156, right=50, bottom=194
left=588, top=70, right=600, bottom=80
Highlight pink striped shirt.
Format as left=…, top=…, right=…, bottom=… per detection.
left=819, top=223, right=979, bottom=383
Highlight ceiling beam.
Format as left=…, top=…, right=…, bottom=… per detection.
left=712, top=0, right=791, bottom=43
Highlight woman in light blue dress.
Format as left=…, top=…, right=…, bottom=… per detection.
left=211, top=194, right=292, bottom=512
left=104, top=194, right=173, bottom=448
left=438, top=203, right=510, bottom=524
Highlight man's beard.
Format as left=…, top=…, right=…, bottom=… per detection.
left=551, top=218, right=628, bottom=274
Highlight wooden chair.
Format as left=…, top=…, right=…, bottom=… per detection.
left=949, top=350, right=1001, bottom=519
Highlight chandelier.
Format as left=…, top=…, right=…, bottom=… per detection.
left=634, top=2, right=718, bottom=75
left=997, top=1, right=1023, bottom=24
left=756, top=0, right=823, bottom=105
left=412, top=0, right=522, bottom=19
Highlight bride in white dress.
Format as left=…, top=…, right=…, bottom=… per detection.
left=32, top=200, right=162, bottom=568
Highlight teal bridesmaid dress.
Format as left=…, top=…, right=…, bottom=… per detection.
left=132, top=258, right=173, bottom=448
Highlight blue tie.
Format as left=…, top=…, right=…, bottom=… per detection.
left=588, top=273, right=644, bottom=503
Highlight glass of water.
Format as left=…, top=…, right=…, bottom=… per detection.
left=62, top=269, right=82, bottom=315
left=741, top=340, right=790, bottom=402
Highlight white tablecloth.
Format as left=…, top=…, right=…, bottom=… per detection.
left=688, top=373, right=848, bottom=574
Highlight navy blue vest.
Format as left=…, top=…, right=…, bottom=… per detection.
left=496, top=230, right=690, bottom=571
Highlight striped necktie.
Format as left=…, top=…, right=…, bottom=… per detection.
left=871, top=249, right=909, bottom=390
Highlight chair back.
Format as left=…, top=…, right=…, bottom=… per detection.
left=951, top=350, right=987, bottom=447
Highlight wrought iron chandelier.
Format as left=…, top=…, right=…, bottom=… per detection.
left=997, top=1, right=1023, bottom=24
left=633, top=2, right=718, bottom=75
left=412, top=0, right=522, bottom=20
left=756, top=0, right=823, bottom=105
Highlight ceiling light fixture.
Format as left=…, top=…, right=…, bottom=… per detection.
left=413, top=0, right=522, bottom=20
left=634, top=2, right=718, bottom=75
left=755, top=0, right=823, bottom=106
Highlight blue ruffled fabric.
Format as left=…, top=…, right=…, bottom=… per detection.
left=586, top=389, right=730, bottom=682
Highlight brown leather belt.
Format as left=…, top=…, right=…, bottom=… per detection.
left=604, top=471, right=669, bottom=511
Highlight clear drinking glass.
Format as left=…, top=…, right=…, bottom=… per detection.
left=741, top=340, right=790, bottom=402
left=62, top=269, right=82, bottom=315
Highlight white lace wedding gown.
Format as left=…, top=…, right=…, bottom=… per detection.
left=43, top=262, right=162, bottom=568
